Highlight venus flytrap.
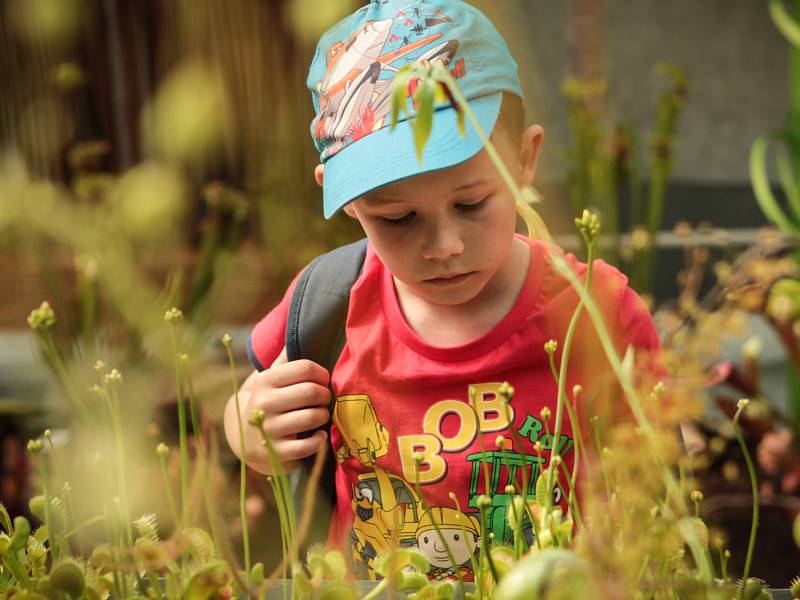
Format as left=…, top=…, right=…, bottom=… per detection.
left=0, top=515, right=34, bottom=591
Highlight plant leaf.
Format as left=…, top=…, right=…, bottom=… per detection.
left=413, top=79, right=435, bottom=163
left=456, top=108, right=466, bottom=137
left=133, top=513, right=160, bottom=543
left=312, top=580, right=359, bottom=600
left=374, top=548, right=429, bottom=578
left=390, top=67, right=412, bottom=131
left=181, top=527, right=217, bottom=563
left=183, top=561, right=228, bottom=600
left=750, top=135, right=799, bottom=233
left=776, top=141, right=800, bottom=221
left=322, top=550, right=347, bottom=580
left=0, top=503, right=11, bottom=534
left=770, top=0, right=800, bottom=49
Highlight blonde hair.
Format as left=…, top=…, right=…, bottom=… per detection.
left=494, top=91, right=525, bottom=148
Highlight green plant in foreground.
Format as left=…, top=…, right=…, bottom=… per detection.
left=3, top=53, right=799, bottom=600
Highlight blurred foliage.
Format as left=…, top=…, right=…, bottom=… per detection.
left=0, top=0, right=362, bottom=338
left=562, top=64, right=688, bottom=304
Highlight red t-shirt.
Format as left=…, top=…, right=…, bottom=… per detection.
left=249, top=235, right=662, bottom=580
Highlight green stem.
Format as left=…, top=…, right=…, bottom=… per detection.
left=448, top=493, right=481, bottom=579
left=1, top=554, right=33, bottom=589
left=34, top=447, right=65, bottom=561
left=545, top=350, right=585, bottom=524
left=549, top=252, right=680, bottom=504
left=254, top=425, right=296, bottom=566
left=557, top=460, right=583, bottom=531
left=157, top=450, right=181, bottom=530
left=592, top=422, right=612, bottom=500
left=733, top=402, right=759, bottom=599
left=106, top=384, right=133, bottom=549
left=182, top=356, right=227, bottom=565
left=169, top=324, right=190, bottom=522
left=64, top=514, right=106, bottom=539
left=225, top=341, right=251, bottom=576
left=545, top=242, right=596, bottom=518
left=39, top=332, right=93, bottom=423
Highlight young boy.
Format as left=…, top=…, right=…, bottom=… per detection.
left=225, top=0, right=662, bottom=580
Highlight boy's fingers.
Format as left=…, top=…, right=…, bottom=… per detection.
left=253, top=381, right=331, bottom=414
left=262, top=407, right=330, bottom=439
left=273, top=430, right=328, bottom=462
left=261, top=358, right=331, bottom=388
left=271, top=346, right=288, bottom=368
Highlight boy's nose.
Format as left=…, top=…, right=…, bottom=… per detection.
left=421, top=222, right=464, bottom=261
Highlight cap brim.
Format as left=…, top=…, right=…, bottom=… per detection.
left=322, top=91, right=503, bottom=219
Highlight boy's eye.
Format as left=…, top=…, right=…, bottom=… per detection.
left=456, top=196, right=489, bottom=212
left=379, top=212, right=416, bottom=226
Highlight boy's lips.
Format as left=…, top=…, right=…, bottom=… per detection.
left=423, top=271, right=475, bottom=286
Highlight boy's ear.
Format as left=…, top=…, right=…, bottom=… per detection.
left=517, top=124, right=544, bottom=187
left=342, top=203, right=357, bottom=218
left=314, top=164, right=324, bottom=187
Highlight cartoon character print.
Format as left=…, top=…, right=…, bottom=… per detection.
left=415, top=507, right=480, bottom=580
left=348, top=467, right=423, bottom=580
left=312, top=8, right=463, bottom=160
left=334, top=385, right=574, bottom=581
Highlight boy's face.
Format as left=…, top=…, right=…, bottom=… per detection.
left=325, top=125, right=543, bottom=309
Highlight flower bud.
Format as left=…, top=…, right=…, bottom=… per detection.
left=164, top=307, right=183, bottom=324
left=248, top=410, right=265, bottom=428
left=476, top=494, right=491, bottom=509
left=27, top=301, right=56, bottom=332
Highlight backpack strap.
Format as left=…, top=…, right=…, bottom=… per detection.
left=283, top=237, right=368, bottom=548
left=285, top=237, right=368, bottom=369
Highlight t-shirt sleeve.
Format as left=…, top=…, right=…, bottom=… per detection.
left=616, top=284, right=667, bottom=383
left=246, top=268, right=307, bottom=372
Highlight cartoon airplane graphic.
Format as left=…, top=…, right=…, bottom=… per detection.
left=314, top=18, right=460, bottom=143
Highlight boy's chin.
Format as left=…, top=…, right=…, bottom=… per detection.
left=413, top=278, right=488, bottom=307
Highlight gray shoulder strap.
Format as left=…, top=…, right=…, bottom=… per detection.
left=285, top=237, right=368, bottom=369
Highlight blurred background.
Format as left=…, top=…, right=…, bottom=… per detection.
left=1, top=0, right=799, bottom=587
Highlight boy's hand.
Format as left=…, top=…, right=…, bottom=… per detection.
left=224, top=347, right=331, bottom=475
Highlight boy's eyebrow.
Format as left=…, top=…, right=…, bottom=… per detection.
left=449, top=178, right=490, bottom=195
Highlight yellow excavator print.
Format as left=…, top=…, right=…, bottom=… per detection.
left=350, top=467, right=422, bottom=579
left=333, top=394, right=390, bottom=467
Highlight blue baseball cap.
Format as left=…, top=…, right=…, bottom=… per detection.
left=307, top=0, right=522, bottom=219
